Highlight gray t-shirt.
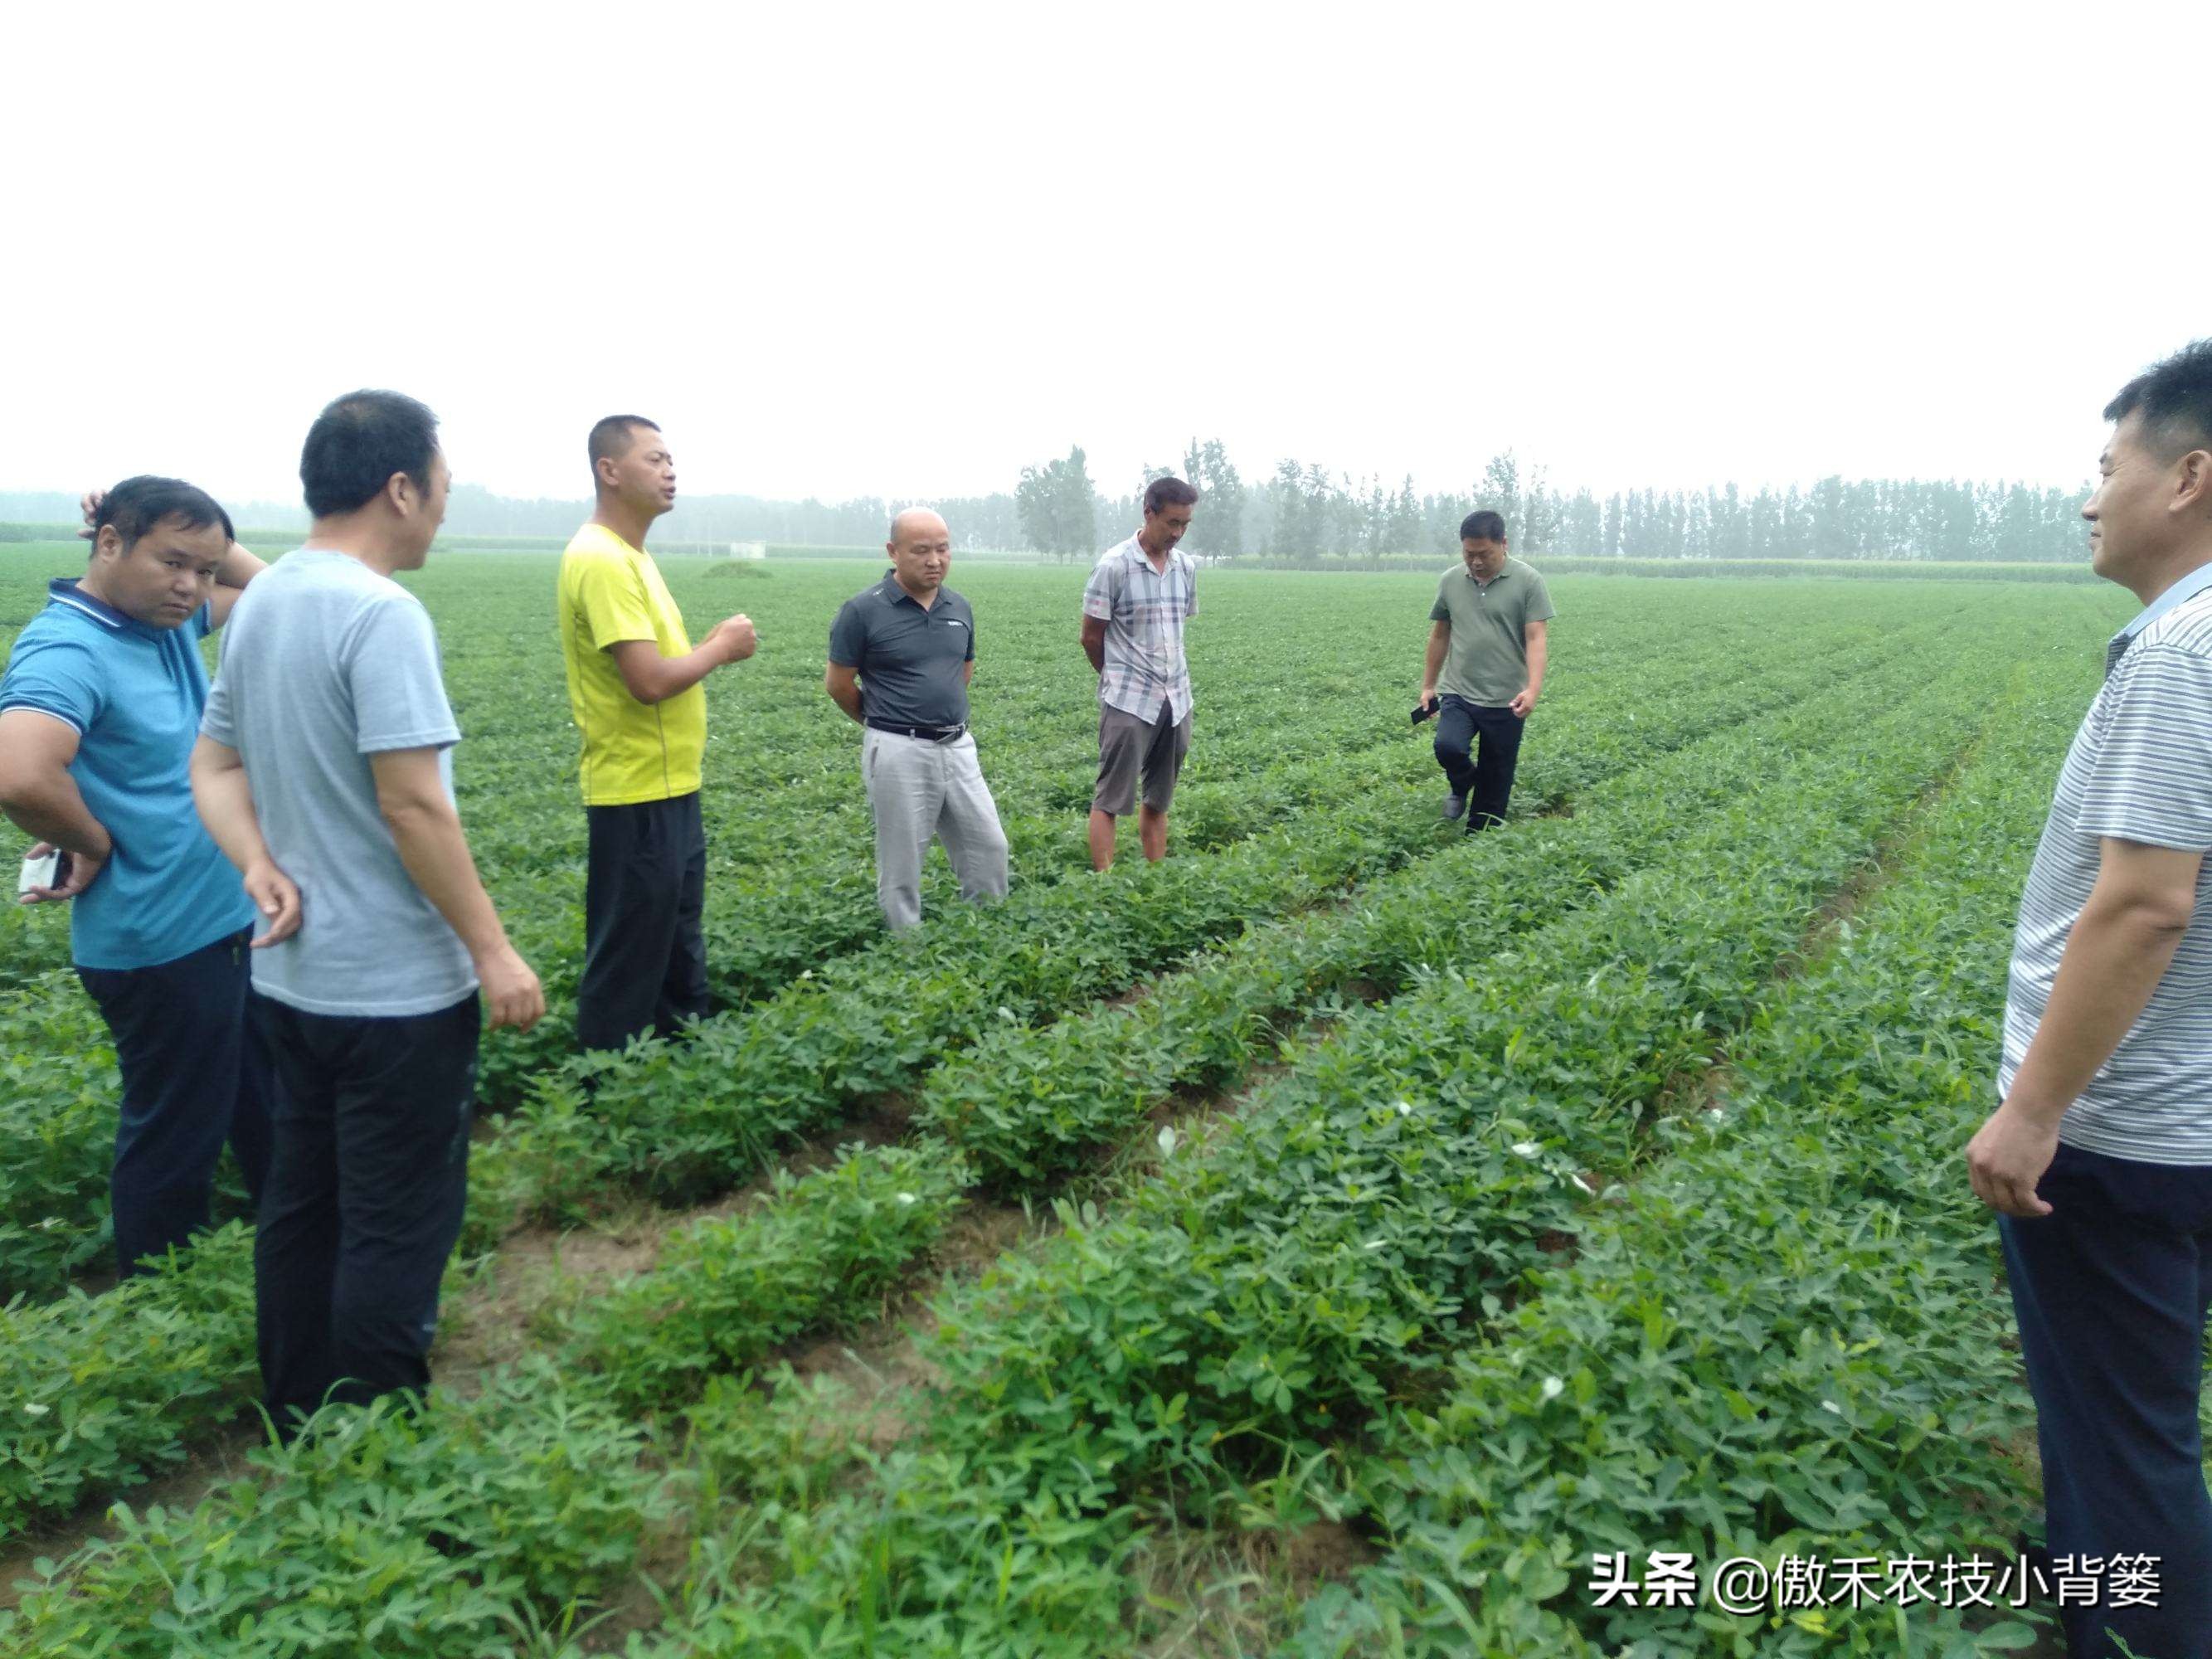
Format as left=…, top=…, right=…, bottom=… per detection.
left=201, top=549, right=477, bottom=1017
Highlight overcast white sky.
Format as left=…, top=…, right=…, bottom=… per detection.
left=3, top=1, right=2202, bottom=508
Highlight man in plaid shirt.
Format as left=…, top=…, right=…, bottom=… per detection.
left=1081, top=477, right=1199, bottom=870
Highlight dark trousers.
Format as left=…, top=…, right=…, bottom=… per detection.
left=251, top=990, right=479, bottom=1430
left=1433, top=695, right=1527, bottom=830
left=76, top=927, right=274, bottom=1277
left=1999, top=1140, right=2212, bottom=1659
left=578, top=791, right=710, bottom=1053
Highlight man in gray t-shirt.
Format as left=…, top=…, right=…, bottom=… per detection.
left=202, top=547, right=477, bottom=1014
left=191, top=390, right=542, bottom=1433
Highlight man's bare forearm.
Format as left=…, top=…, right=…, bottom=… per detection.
left=190, top=742, right=274, bottom=873
left=637, top=644, right=728, bottom=704
left=383, top=800, right=511, bottom=961
left=0, top=772, right=109, bottom=857
left=825, top=673, right=864, bottom=724
left=2008, top=897, right=2190, bottom=1122
left=1524, top=633, right=1547, bottom=698
left=216, top=542, right=267, bottom=589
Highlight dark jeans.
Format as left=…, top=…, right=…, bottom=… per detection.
left=76, top=927, right=273, bottom=1277
left=579, top=791, right=710, bottom=1053
left=1433, top=695, right=1527, bottom=830
left=1999, top=1140, right=2212, bottom=1659
left=252, top=990, right=479, bottom=1431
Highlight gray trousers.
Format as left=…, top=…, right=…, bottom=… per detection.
left=862, top=728, right=1010, bottom=932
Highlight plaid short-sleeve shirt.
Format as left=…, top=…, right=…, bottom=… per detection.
left=1082, top=535, right=1198, bottom=722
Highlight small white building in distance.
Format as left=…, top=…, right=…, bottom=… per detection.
left=726, top=541, right=767, bottom=560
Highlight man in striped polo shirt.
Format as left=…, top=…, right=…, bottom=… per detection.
left=1966, top=338, right=2212, bottom=1659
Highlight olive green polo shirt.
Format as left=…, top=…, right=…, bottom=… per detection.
left=1430, top=558, right=1555, bottom=705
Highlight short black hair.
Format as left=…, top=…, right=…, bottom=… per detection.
left=300, top=390, right=440, bottom=518
left=1461, top=509, right=1507, bottom=542
left=95, top=475, right=235, bottom=553
left=2106, top=339, right=2212, bottom=461
left=1143, top=476, right=1200, bottom=515
left=589, top=415, right=660, bottom=474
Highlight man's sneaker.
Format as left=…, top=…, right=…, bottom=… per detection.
left=1441, top=792, right=1466, bottom=821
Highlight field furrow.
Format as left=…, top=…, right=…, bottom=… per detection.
left=1288, top=674, right=2083, bottom=1656
left=586, top=639, right=2047, bottom=1655
left=0, top=625, right=1899, bottom=1536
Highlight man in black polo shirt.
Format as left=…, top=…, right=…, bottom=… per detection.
left=825, top=508, right=1010, bottom=931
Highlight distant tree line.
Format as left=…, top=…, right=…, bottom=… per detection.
left=2, top=447, right=2093, bottom=563
left=1013, top=444, right=2093, bottom=565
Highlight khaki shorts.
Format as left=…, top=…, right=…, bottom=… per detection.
left=1093, top=700, right=1191, bottom=816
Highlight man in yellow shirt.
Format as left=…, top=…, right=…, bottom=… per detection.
left=557, top=416, right=756, bottom=1053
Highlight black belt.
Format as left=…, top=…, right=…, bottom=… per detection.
left=865, top=718, right=968, bottom=742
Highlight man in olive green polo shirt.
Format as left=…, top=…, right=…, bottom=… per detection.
left=557, top=415, right=756, bottom=1053
left=1417, top=509, right=1554, bottom=832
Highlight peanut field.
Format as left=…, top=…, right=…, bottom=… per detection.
left=0, top=544, right=2138, bottom=1656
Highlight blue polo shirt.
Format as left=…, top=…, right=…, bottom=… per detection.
left=0, top=579, right=254, bottom=970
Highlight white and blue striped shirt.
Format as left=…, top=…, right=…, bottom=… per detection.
left=2002, top=563, right=2212, bottom=1163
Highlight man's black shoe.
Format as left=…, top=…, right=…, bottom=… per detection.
left=1442, top=792, right=1466, bottom=822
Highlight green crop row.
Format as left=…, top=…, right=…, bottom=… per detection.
left=0, top=617, right=1966, bottom=1555
left=0, top=757, right=1445, bottom=1532
left=0, top=596, right=1804, bottom=1291
left=0, top=588, right=2088, bottom=1637
left=912, top=639, right=1949, bottom=1190
left=2, top=1360, right=673, bottom=1659
left=0, top=668, right=2070, bottom=1654
left=474, top=730, right=1435, bottom=1107
left=474, top=680, right=1500, bottom=1105
left=0, top=978, right=125, bottom=1293
left=0, top=693, right=1511, bottom=1301
left=467, top=595, right=1865, bottom=1102
left=921, top=676, right=1993, bottom=1500
left=1291, top=690, right=2078, bottom=1655
left=588, top=649, right=2033, bottom=1652
left=567, top=1141, right=970, bottom=1415
left=562, top=618, right=1938, bottom=1414
left=0, top=1226, right=256, bottom=1535
left=463, top=618, right=1918, bottom=1243
left=0, top=1147, right=999, bottom=1656
left=0, top=624, right=1964, bottom=1637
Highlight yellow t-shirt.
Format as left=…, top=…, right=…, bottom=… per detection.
left=557, top=523, right=706, bottom=805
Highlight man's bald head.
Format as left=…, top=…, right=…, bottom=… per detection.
left=886, top=508, right=953, bottom=599
left=889, top=508, right=950, bottom=549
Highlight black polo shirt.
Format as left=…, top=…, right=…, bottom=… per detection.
left=827, top=572, right=976, bottom=727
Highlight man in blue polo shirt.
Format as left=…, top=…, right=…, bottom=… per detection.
left=825, top=508, right=1009, bottom=931
left=0, top=476, right=270, bottom=1277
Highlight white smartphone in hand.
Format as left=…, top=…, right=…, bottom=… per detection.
left=17, top=849, right=60, bottom=897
